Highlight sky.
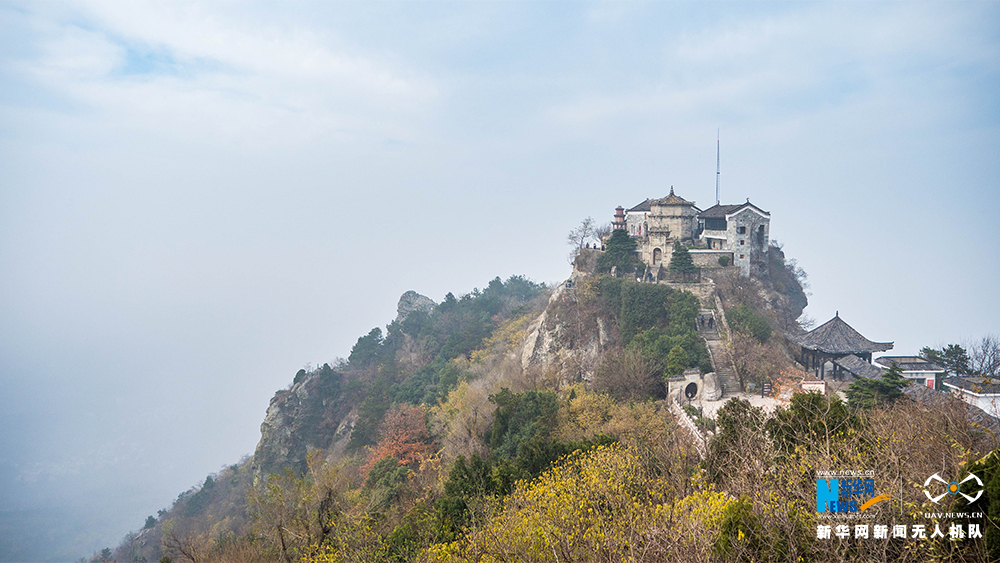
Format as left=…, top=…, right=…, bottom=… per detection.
left=0, top=1, right=998, bottom=560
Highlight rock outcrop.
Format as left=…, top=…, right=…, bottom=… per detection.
left=251, top=365, right=354, bottom=480
left=395, top=290, right=436, bottom=323
left=520, top=281, right=612, bottom=385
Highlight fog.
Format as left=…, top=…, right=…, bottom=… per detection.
left=0, top=1, right=997, bottom=560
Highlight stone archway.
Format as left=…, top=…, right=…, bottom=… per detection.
left=653, top=247, right=662, bottom=265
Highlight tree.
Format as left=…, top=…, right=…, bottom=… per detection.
left=349, top=328, right=384, bottom=368
left=596, top=229, right=640, bottom=276
left=707, top=398, right=766, bottom=484
left=361, top=404, right=432, bottom=476
left=593, top=346, right=662, bottom=402
left=971, top=334, right=1000, bottom=378
left=920, top=343, right=973, bottom=376
left=845, top=362, right=909, bottom=410
left=727, top=304, right=772, bottom=343
left=665, top=345, right=689, bottom=377
left=144, top=515, right=156, bottom=529
left=567, top=217, right=597, bottom=256
left=668, top=242, right=697, bottom=278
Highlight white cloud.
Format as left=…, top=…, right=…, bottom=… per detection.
left=11, top=1, right=441, bottom=148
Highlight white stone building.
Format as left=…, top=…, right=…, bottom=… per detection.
left=696, top=201, right=770, bottom=277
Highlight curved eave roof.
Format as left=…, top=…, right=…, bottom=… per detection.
left=651, top=193, right=695, bottom=206
left=791, top=315, right=893, bottom=355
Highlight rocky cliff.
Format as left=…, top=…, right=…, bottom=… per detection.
left=251, top=363, right=356, bottom=479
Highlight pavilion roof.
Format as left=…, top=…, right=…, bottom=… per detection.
left=833, top=354, right=886, bottom=380
left=650, top=187, right=695, bottom=207
left=791, top=314, right=893, bottom=355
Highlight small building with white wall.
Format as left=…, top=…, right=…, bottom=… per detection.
left=873, top=356, right=945, bottom=390
left=943, top=377, right=1000, bottom=419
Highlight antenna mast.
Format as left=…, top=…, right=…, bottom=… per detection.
left=715, top=129, right=720, bottom=206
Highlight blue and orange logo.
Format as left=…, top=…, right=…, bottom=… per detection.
left=817, top=477, right=891, bottom=513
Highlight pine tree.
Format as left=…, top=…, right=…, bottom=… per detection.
left=668, top=242, right=697, bottom=278
left=596, top=229, right=640, bottom=276
left=846, top=362, right=909, bottom=409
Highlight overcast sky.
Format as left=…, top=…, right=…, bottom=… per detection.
left=1, top=1, right=998, bottom=560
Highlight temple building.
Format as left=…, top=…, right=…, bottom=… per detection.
left=616, top=188, right=770, bottom=277
left=791, top=313, right=893, bottom=379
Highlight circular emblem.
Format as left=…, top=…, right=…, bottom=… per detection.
left=924, top=473, right=983, bottom=504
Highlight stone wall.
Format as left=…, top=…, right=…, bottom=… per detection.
left=662, top=280, right=716, bottom=307
left=689, top=249, right=733, bottom=267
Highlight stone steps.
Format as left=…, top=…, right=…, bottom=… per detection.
left=706, top=333, right=741, bottom=397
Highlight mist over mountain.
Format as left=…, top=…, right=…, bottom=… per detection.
left=1, top=1, right=998, bottom=561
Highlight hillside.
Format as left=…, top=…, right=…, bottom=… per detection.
left=94, top=258, right=1000, bottom=563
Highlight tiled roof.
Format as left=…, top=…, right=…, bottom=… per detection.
left=834, top=354, right=886, bottom=380
left=791, top=314, right=893, bottom=355
left=698, top=201, right=770, bottom=219
left=874, top=356, right=945, bottom=372
left=627, top=199, right=651, bottom=213
left=650, top=187, right=695, bottom=207
left=698, top=204, right=743, bottom=218
left=944, top=377, right=1000, bottom=396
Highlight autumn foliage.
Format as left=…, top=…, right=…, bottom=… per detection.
left=361, top=404, right=432, bottom=476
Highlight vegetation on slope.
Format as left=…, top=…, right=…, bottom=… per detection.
left=93, top=265, right=1000, bottom=563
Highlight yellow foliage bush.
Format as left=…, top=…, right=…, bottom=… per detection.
left=427, top=443, right=735, bottom=563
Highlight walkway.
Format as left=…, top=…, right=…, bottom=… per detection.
left=699, top=309, right=740, bottom=397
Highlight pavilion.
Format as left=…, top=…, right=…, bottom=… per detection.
left=791, top=313, right=893, bottom=380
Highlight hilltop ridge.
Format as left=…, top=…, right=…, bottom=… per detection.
left=94, top=246, right=998, bottom=563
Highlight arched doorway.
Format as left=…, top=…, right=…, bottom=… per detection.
left=653, top=247, right=662, bottom=265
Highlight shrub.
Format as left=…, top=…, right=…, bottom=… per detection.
left=695, top=417, right=716, bottom=433
left=718, top=255, right=730, bottom=267
left=726, top=304, right=771, bottom=343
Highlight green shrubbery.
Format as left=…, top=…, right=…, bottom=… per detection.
left=592, top=276, right=712, bottom=395
left=727, top=304, right=772, bottom=343
left=347, top=276, right=546, bottom=450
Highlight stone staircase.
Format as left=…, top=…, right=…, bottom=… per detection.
left=699, top=309, right=741, bottom=397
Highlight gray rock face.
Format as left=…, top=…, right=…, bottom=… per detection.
left=395, top=290, right=436, bottom=323
left=703, top=372, right=722, bottom=401
left=251, top=367, right=354, bottom=480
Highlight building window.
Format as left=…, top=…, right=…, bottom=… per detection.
left=739, top=254, right=745, bottom=259
left=737, top=226, right=746, bottom=234
left=740, top=239, right=745, bottom=245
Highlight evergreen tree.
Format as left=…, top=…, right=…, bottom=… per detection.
left=920, top=344, right=974, bottom=376
left=596, top=229, right=640, bottom=276
left=846, top=362, right=909, bottom=409
left=668, top=242, right=697, bottom=278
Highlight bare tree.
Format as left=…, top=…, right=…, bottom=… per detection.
left=162, top=531, right=203, bottom=563
left=593, top=347, right=663, bottom=401
left=970, top=334, right=1000, bottom=378
left=594, top=222, right=612, bottom=243
left=566, top=217, right=597, bottom=256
